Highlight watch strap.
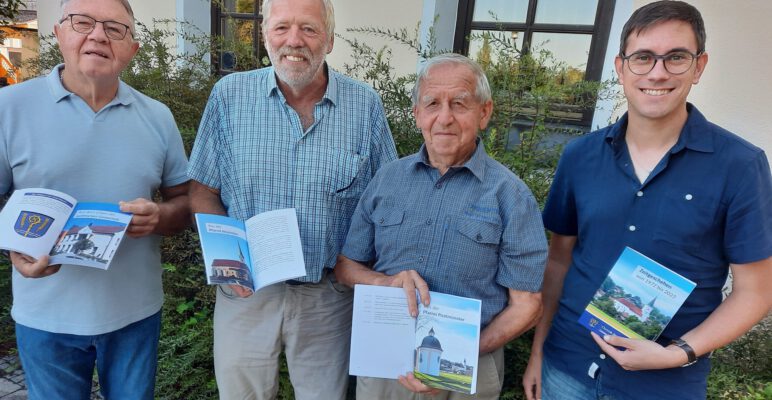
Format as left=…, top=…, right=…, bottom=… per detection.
left=670, top=338, right=697, bottom=367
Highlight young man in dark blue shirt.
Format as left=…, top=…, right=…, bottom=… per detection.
left=523, top=1, right=772, bottom=399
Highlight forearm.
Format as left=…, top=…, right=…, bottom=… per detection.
left=681, top=260, right=772, bottom=357
left=154, top=192, right=190, bottom=236
left=529, top=234, right=575, bottom=355
left=480, top=291, right=542, bottom=354
left=189, top=180, right=226, bottom=216
left=334, top=255, right=389, bottom=288
left=530, top=264, right=568, bottom=355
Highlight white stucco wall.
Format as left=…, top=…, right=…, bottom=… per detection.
left=327, top=0, right=422, bottom=77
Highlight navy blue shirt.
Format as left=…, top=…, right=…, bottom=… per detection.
left=542, top=104, right=772, bottom=399
left=342, top=142, right=547, bottom=327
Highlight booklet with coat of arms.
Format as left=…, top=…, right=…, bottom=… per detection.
left=0, top=188, right=133, bottom=269
left=194, top=209, right=306, bottom=292
left=579, top=247, right=697, bottom=340
left=349, top=284, right=482, bottom=395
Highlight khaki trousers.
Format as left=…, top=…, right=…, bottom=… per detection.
left=356, top=347, right=505, bottom=400
left=213, top=274, right=354, bottom=400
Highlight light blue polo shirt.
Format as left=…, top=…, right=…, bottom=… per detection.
left=0, top=64, right=189, bottom=335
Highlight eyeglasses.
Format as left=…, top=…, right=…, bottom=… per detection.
left=59, top=14, right=133, bottom=41
left=621, top=51, right=701, bottom=75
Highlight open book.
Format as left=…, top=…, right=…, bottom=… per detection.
left=579, top=247, right=696, bottom=340
left=194, top=209, right=306, bottom=292
left=0, top=188, right=132, bottom=269
left=350, top=284, right=482, bottom=395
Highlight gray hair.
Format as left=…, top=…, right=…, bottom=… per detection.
left=60, top=0, right=136, bottom=32
left=412, top=53, right=492, bottom=107
left=262, top=0, right=335, bottom=41
left=620, top=0, right=706, bottom=55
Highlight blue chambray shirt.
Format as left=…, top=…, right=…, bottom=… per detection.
left=342, top=141, right=547, bottom=327
left=542, top=104, right=772, bottom=399
left=188, top=66, right=398, bottom=283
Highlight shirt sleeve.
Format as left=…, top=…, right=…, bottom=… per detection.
left=0, top=125, right=11, bottom=195
left=187, top=83, right=224, bottom=189
left=340, top=171, right=381, bottom=264
left=159, top=107, right=190, bottom=188
left=723, top=150, right=772, bottom=264
left=368, top=95, right=398, bottom=174
left=496, top=182, right=548, bottom=292
left=542, top=142, right=579, bottom=236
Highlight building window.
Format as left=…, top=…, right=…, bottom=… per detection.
left=211, top=0, right=267, bottom=74
left=8, top=51, right=21, bottom=67
left=455, top=0, right=616, bottom=127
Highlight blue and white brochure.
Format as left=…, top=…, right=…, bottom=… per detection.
left=578, top=247, right=696, bottom=340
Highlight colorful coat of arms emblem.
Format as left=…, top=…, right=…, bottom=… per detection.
left=14, top=211, right=54, bottom=238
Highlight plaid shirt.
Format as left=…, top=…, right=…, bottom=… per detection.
left=342, top=142, right=547, bottom=326
left=188, top=66, right=397, bottom=283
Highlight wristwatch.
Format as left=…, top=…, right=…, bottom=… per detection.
left=670, top=338, right=698, bottom=367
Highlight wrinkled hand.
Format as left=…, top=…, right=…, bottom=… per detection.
left=120, top=198, right=160, bottom=238
left=591, top=332, right=686, bottom=371
left=10, top=251, right=60, bottom=278
left=522, top=351, right=542, bottom=400
left=397, top=372, right=442, bottom=396
left=228, top=284, right=254, bottom=298
left=381, top=270, right=430, bottom=317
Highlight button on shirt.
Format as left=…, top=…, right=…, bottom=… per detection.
left=342, top=142, right=547, bottom=327
left=188, top=66, right=398, bottom=283
left=542, top=104, right=772, bottom=399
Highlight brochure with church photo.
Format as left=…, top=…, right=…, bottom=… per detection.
left=194, top=209, right=306, bottom=292
left=349, top=284, right=482, bottom=394
left=579, top=247, right=696, bottom=340
left=0, top=187, right=132, bottom=269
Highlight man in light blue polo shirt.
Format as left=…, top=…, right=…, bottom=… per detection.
left=0, top=0, right=190, bottom=398
left=335, top=53, right=547, bottom=400
left=187, top=0, right=397, bottom=398
left=523, top=2, right=772, bottom=399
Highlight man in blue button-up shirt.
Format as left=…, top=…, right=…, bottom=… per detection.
left=187, top=0, right=397, bottom=398
left=336, top=53, right=547, bottom=400
left=523, top=2, right=772, bottom=400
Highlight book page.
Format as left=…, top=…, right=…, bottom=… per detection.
left=195, top=213, right=255, bottom=291
left=244, top=208, right=306, bottom=290
left=0, top=188, right=77, bottom=259
left=349, top=285, right=416, bottom=379
left=48, top=203, right=132, bottom=269
left=414, top=292, right=482, bottom=395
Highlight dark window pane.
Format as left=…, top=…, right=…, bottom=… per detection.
left=9, top=51, right=22, bottom=68
left=473, top=0, right=528, bottom=23
left=531, top=32, right=591, bottom=74
left=534, top=0, right=598, bottom=25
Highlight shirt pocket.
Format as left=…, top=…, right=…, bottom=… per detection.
left=446, top=217, right=502, bottom=281
left=653, top=189, right=719, bottom=250
left=371, top=207, right=405, bottom=252
left=329, top=149, right=366, bottom=200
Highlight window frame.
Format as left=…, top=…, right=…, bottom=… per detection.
left=454, top=0, right=616, bottom=127
left=210, top=0, right=264, bottom=75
